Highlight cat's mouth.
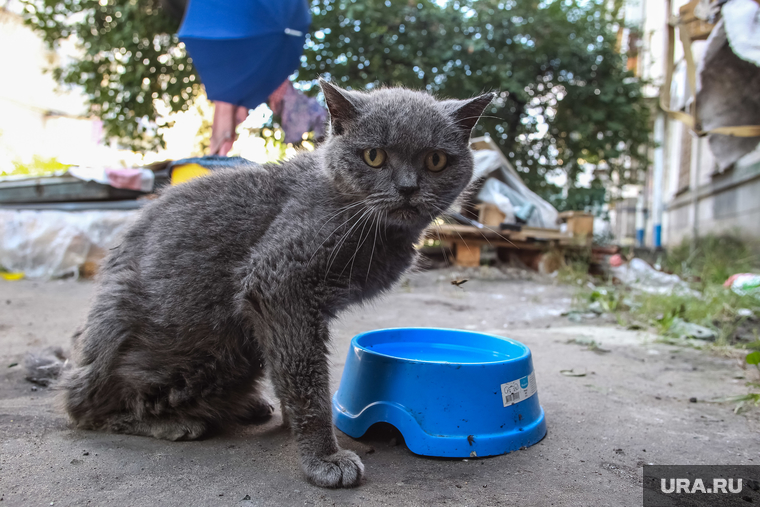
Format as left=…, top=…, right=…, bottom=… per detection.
left=389, top=204, right=421, bottom=221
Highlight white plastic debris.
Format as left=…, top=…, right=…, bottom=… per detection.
left=610, top=258, right=699, bottom=297
left=472, top=149, right=559, bottom=229
left=0, top=210, right=136, bottom=280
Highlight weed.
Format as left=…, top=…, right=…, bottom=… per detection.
left=663, top=233, right=760, bottom=288
left=561, top=233, right=760, bottom=412
left=721, top=391, right=760, bottom=414
left=556, top=260, right=591, bottom=285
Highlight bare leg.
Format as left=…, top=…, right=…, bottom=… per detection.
left=209, top=102, right=248, bottom=155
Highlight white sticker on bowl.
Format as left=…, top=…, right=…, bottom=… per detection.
left=500, top=371, right=537, bottom=407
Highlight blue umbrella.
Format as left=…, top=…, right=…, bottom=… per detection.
left=179, top=0, right=311, bottom=110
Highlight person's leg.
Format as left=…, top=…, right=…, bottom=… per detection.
left=209, top=102, right=248, bottom=155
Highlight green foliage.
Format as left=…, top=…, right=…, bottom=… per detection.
left=22, top=0, right=651, bottom=206
left=721, top=389, right=760, bottom=414
left=568, top=235, right=760, bottom=345
left=663, top=233, right=760, bottom=288
left=303, top=0, right=651, bottom=206
left=21, top=0, right=201, bottom=151
left=550, top=179, right=607, bottom=213
left=588, top=286, right=624, bottom=313
left=556, top=250, right=592, bottom=285
left=610, top=286, right=759, bottom=344
left=1, top=156, right=71, bottom=177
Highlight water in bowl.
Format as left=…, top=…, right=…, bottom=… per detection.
left=367, top=341, right=516, bottom=363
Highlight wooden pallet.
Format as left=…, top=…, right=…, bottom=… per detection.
left=425, top=223, right=576, bottom=267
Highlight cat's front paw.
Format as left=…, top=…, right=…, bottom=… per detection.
left=302, top=449, right=364, bottom=488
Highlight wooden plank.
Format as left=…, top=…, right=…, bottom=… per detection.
left=0, top=176, right=143, bottom=203
left=430, top=224, right=572, bottom=243
left=476, top=203, right=506, bottom=226
left=453, top=241, right=480, bottom=267
left=518, top=227, right=574, bottom=241
left=678, top=0, right=714, bottom=41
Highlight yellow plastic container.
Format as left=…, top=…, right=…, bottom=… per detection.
left=170, top=163, right=211, bottom=186
left=0, top=272, right=24, bottom=281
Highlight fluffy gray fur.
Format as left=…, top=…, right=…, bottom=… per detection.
left=60, top=81, right=492, bottom=488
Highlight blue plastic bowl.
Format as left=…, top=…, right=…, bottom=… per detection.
left=332, top=328, right=547, bottom=458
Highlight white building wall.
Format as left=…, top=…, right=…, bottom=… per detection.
left=625, top=0, right=760, bottom=248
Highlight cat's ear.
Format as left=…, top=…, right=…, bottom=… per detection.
left=441, top=93, right=495, bottom=139
left=319, top=79, right=361, bottom=136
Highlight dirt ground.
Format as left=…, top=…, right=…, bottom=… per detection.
left=1, top=268, right=759, bottom=506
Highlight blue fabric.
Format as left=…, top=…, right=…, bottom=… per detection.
left=179, top=0, right=311, bottom=109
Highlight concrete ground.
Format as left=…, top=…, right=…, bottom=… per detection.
left=1, top=268, right=759, bottom=506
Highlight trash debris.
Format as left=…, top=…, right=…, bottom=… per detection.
left=559, top=368, right=587, bottom=377
left=24, top=346, right=69, bottom=386
left=724, top=273, right=760, bottom=298
left=668, top=318, right=716, bottom=341
left=567, top=338, right=610, bottom=354
left=0, top=272, right=24, bottom=281
left=0, top=210, right=136, bottom=280
left=471, top=148, right=559, bottom=229
left=609, top=254, right=625, bottom=267
left=565, top=311, right=598, bottom=323
left=68, top=166, right=155, bottom=192
left=610, top=258, right=698, bottom=297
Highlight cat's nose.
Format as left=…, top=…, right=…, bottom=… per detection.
left=397, top=184, right=419, bottom=197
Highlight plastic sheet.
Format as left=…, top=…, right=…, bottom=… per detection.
left=697, top=12, right=760, bottom=170
left=0, top=210, right=137, bottom=280
left=477, top=178, right=517, bottom=224
left=68, top=167, right=155, bottom=192
left=610, top=258, right=699, bottom=297
left=724, top=273, right=760, bottom=298
left=472, top=150, right=559, bottom=229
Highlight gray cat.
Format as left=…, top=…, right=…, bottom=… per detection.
left=60, top=80, right=492, bottom=488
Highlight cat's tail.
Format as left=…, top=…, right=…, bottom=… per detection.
left=23, top=346, right=71, bottom=387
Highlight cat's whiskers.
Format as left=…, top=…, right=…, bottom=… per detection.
left=364, top=211, right=383, bottom=283
left=324, top=207, right=375, bottom=280
left=343, top=208, right=378, bottom=286
left=426, top=212, right=453, bottom=268
left=431, top=203, right=518, bottom=248
left=381, top=209, right=389, bottom=243
left=309, top=200, right=366, bottom=244
left=308, top=204, right=368, bottom=266
left=323, top=208, right=370, bottom=275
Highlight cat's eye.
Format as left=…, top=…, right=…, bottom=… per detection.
left=363, top=148, right=387, bottom=168
left=425, top=150, right=448, bottom=172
